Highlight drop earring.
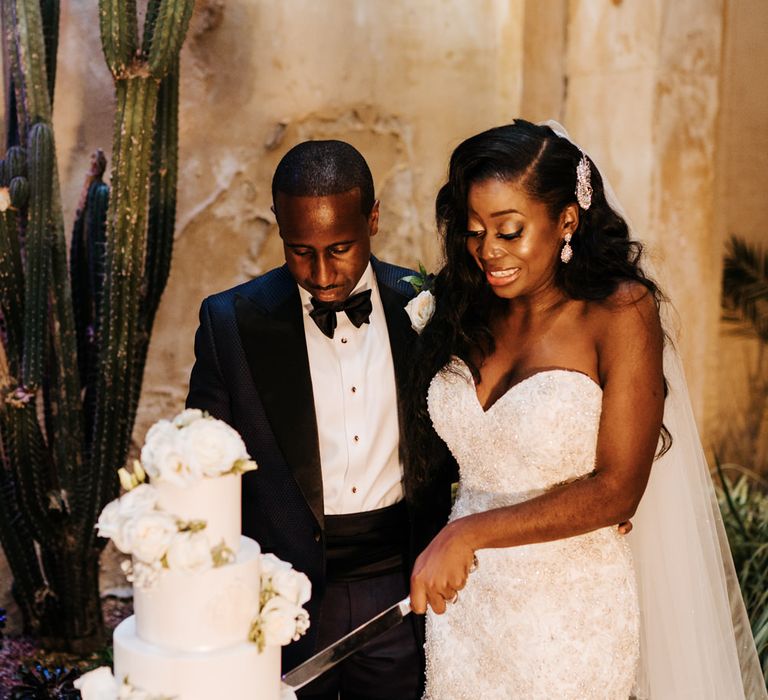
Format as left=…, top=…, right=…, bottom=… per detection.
left=560, top=233, right=573, bottom=263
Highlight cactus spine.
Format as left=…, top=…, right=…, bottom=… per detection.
left=22, top=123, right=53, bottom=389
left=0, top=0, right=193, bottom=650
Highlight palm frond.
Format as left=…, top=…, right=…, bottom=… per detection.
left=722, top=234, right=768, bottom=342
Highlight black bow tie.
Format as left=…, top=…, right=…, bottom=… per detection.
left=309, top=289, right=373, bottom=339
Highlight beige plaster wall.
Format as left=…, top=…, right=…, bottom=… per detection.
left=563, top=0, right=725, bottom=429
left=520, top=0, right=567, bottom=122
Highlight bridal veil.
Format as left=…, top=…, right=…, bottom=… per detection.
left=541, top=120, right=767, bottom=699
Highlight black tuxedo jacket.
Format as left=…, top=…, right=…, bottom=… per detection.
left=186, top=257, right=453, bottom=670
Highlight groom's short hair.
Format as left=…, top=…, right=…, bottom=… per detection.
left=272, top=140, right=375, bottom=216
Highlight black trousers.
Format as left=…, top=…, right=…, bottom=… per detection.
left=297, top=570, right=421, bottom=700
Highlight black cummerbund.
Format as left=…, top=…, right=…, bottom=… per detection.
left=324, top=501, right=409, bottom=582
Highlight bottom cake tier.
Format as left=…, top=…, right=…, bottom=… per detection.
left=114, top=616, right=281, bottom=700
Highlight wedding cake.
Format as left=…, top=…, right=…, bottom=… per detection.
left=77, top=410, right=310, bottom=700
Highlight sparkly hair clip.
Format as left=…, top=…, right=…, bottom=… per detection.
left=575, top=152, right=592, bottom=210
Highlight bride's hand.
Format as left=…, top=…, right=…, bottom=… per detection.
left=410, top=519, right=476, bottom=615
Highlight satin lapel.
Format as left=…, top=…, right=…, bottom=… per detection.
left=234, top=288, right=324, bottom=528
left=377, top=276, right=415, bottom=469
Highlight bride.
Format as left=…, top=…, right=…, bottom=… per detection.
left=406, top=120, right=766, bottom=699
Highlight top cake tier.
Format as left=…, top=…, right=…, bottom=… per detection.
left=153, top=472, right=241, bottom=553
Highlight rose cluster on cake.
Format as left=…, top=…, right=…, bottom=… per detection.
left=96, top=409, right=256, bottom=588
left=139, top=408, right=254, bottom=485
left=250, top=553, right=312, bottom=650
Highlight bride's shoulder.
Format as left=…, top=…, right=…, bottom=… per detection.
left=586, top=282, right=663, bottom=345
left=589, top=281, right=659, bottom=315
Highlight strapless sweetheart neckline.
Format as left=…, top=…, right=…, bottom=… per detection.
left=450, top=356, right=602, bottom=414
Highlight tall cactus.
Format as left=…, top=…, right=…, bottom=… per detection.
left=0, top=0, right=194, bottom=651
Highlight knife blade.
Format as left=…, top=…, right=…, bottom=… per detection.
left=282, top=596, right=412, bottom=690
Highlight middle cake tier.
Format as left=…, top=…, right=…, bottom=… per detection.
left=133, top=536, right=261, bottom=652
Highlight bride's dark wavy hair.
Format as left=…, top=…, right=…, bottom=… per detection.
left=406, top=120, right=669, bottom=500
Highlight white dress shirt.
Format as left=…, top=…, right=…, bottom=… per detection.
left=299, top=263, right=404, bottom=515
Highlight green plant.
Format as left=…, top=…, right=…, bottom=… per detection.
left=720, top=234, right=768, bottom=473
left=0, top=0, right=193, bottom=652
left=716, top=459, right=768, bottom=684
left=722, top=234, right=768, bottom=343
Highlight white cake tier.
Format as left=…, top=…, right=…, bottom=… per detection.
left=114, top=616, right=280, bottom=700
left=153, top=471, right=241, bottom=553
left=134, top=536, right=261, bottom=652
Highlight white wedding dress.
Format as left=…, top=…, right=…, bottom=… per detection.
left=424, top=358, right=640, bottom=700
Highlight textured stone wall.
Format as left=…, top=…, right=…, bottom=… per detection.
left=563, top=0, right=725, bottom=429
left=2, top=0, right=766, bottom=632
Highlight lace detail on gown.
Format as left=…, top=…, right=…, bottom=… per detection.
left=423, top=359, right=640, bottom=700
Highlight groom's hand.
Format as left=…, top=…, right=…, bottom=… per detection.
left=410, top=519, right=476, bottom=615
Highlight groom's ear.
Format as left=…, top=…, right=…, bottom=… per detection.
left=367, top=200, right=380, bottom=238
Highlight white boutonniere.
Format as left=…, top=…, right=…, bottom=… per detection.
left=401, top=263, right=436, bottom=334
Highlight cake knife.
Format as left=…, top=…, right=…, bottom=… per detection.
left=282, top=596, right=412, bottom=690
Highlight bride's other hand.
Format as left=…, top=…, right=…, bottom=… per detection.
left=410, top=519, right=476, bottom=615
left=618, top=519, right=632, bottom=535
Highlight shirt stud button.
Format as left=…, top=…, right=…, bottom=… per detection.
left=353, top=435, right=360, bottom=442
left=352, top=486, right=357, bottom=494
left=340, top=337, right=348, bottom=344
left=351, top=386, right=357, bottom=393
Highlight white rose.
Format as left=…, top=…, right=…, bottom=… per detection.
left=104, top=485, right=158, bottom=553
left=165, top=530, right=213, bottom=574
left=96, top=499, right=124, bottom=546
left=74, top=666, right=119, bottom=700
left=97, top=486, right=157, bottom=553
left=141, top=423, right=201, bottom=485
left=271, top=568, right=312, bottom=606
left=128, top=559, right=164, bottom=588
left=259, top=596, right=309, bottom=647
left=180, top=418, right=249, bottom=478
left=142, top=419, right=176, bottom=456
left=260, top=552, right=293, bottom=579
left=172, top=408, right=204, bottom=428
left=122, top=511, right=178, bottom=563
left=404, top=290, right=435, bottom=333
left=116, top=484, right=157, bottom=520
left=295, top=607, right=310, bottom=638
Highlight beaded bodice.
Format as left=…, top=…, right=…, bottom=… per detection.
left=428, top=358, right=603, bottom=507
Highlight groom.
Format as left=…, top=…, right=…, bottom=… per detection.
left=186, top=140, right=454, bottom=699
